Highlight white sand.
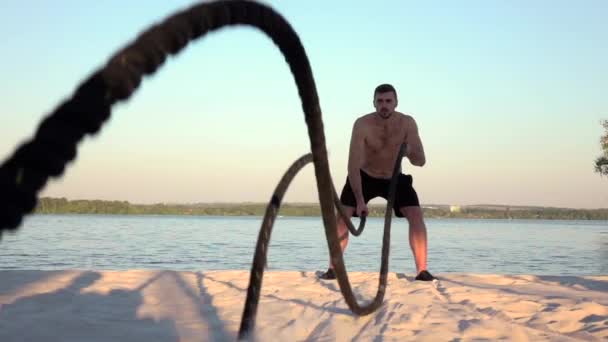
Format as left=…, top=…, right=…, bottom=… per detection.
left=0, top=270, right=606, bottom=341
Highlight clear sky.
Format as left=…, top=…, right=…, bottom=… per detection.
left=1, top=0, right=606, bottom=208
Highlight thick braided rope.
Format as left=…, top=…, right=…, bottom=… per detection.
left=239, top=143, right=406, bottom=338
left=0, top=0, right=403, bottom=337
left=0, top=0, right=320, bottom=232
left=239, top=144, right=406, bottom=339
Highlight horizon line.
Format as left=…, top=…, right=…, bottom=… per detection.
left=38, top=197, right=608, bottom=211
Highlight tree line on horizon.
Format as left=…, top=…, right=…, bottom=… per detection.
left=33, top=197, right=608, bottom=220
left=595, top=119, right=608, bottom=176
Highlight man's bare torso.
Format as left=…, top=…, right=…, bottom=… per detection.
left=358, top=111, right=411, bottom=179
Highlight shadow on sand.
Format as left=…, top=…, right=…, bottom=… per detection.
left=0, top=271, right=178, bottom=342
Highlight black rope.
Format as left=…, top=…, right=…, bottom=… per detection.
left=0, top=0, right=407, bottom=338
left=239, top=143, right=406, bottom=339
left=0, top=0, right=314, bottom=233
left=333, top=183, right=367, bottom=236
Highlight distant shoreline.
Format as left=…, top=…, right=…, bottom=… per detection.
left=34, top=197, right=608, bottom=220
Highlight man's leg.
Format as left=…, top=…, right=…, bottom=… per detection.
left=320, top=206, right=355, bottom=279
left=330, top=206, right=355, bottom=267
left=399, top=206, right=431, bottom=278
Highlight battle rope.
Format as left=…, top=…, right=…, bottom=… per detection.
left=0, top=0, right=406, bottom=338
left=239, top=143, right=405, bottom=339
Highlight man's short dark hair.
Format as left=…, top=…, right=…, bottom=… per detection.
left=374, top=84, right=397, bottom=99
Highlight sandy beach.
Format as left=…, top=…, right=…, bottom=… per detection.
left=0, top=270, right=606, bottom=341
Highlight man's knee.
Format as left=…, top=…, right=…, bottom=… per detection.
left=399, top=206, right=424, bottom=224
left=336, top=206, right=354, bottom=242
left=337, top=206, right=355, bottom=221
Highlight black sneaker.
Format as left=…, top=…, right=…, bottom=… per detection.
left=415, top=270, right=435, bottom=281
left=319, top=268, right=336, bottom=280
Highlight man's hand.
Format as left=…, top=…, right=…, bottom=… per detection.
left=356, top=202, right=369, bottom=217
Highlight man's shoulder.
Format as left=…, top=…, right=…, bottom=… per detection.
left=395, top=112, right=418, bottom=127
left=359, top=112, right=376, bottom=120
left=354, top=113, right=375, bottom=125
left=396, top=111, right=415, bottom=121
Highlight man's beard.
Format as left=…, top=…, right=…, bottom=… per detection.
left=377, top=110, right=392, bottom=119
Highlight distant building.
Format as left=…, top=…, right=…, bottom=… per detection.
left=450, top=205, right=461, bottom=213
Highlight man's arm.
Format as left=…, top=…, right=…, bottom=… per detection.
left=348, top=119, right=366, bottom=204
left=405, top=117, right=426, bottom=167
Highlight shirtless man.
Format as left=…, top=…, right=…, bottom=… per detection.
left=321, top=84, right=434, bottom=281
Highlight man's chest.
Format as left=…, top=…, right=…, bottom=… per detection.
left=364, top=124, right=406, bottom=152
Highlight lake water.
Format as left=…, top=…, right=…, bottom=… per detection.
left=1, top=215, right=606, bottom=276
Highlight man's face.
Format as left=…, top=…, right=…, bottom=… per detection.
left=374, top=92, right=397, bottom=119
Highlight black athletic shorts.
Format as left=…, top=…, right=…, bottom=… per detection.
left=339, top=169, right=420, bottom=218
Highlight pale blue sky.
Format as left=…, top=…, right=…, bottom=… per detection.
left=0, top=0, right=606, bottom=208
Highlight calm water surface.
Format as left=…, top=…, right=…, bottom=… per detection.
left=1, top=215, right=606, bottom=276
